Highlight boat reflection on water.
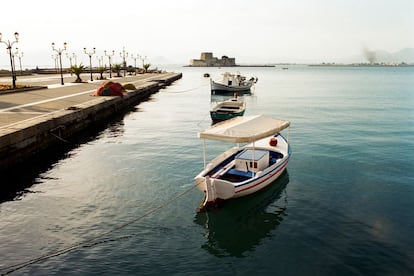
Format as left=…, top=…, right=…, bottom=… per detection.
left=194, top=171, right=289, bottom=257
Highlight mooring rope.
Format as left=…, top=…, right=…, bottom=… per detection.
left=161, top=83, right=209, bottom=93
left=0, top=184, right=198, bottom=275
left=50, top=132, right=70, bottom=144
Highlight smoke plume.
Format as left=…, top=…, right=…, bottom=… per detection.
left=363, top=47, right=377, bottom=64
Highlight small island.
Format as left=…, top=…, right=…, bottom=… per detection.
left=187, top=52, right=274, bottom=67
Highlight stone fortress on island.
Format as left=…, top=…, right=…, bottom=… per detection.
left=189, top=52, right=236, bottom=67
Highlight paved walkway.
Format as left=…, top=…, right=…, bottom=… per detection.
left=0, top=72, right=177, bottom=128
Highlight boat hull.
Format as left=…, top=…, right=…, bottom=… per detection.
left=210, top=79, right=253, bottom=94
left=210, top=109, right=245, bottom=123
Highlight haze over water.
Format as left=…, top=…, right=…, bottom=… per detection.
left=1, top=65, right=413, bottom=275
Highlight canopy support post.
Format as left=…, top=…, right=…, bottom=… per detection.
left=203, top=139, right=206, bottom=170
left=251, top=140, right=256, bottom=179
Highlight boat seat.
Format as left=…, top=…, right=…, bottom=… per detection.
left=269, top=152, right=284, bottom=163
left=217, top=108, right=239, bottom=112
left=220, top=106, right=239, bottom=109
left=211, top=160, right=235, bottom=178
left=227, top=169, right=255, bottom=178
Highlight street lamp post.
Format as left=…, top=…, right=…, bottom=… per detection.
left=11, top=51, right=16, bottom=78
left=15, top=48, right=23, bottom=76
left=97, top=56, right=104, bottom=67
left=52, top=42, right=67, bottom=85
left=140, top=55, right=147, bottom=73
left=131, top=54, right=138, bottom=75
left=84, top=47, right=96, bottom=81
left=104, top=50, right=114, bottom=78
left=141, top=55, right=147, bottom=67
left=0, top=32, right=19, bottom=89
left=120, top=47, right=128, bottom=77
left=66, top=53, right=77, bottom=76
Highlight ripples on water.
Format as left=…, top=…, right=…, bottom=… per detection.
left=1, top=66, right=413, bottom=275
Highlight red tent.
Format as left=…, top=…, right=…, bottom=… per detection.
left=92, top=81, right=126, bottom=97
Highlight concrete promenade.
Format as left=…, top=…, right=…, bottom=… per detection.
left=0, top=72, right=182, bottom=171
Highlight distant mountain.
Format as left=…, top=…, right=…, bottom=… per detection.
left=391, top=48, right=414, bottom=63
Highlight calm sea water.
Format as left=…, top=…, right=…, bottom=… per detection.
left=1, top=65, right=413, bottom=275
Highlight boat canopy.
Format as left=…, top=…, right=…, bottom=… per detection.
left=198, top=115, right=290, bottom=143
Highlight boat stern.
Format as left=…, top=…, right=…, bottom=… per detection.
left=194, top=175, right=236, bottom=210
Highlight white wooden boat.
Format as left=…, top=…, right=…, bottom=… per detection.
left=210, top=94, right=245, bottom=123
left=194, top=115, right=291, bottom=211
left=210, top=72, right=257, bottom=94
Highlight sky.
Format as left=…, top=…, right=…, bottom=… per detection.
left=0, top=0, right=413, bottom=68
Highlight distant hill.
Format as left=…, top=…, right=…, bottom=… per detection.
left=389, top=48, right=414, bottom=63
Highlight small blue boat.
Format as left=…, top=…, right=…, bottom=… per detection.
left=210, top=94, right=245, bottom=124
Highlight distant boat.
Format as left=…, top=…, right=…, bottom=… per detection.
left=194, top=115, right=291, bottom=211
left=210, top=93, right=245, bottom=123
left=210, top=72, right=257, bottom=94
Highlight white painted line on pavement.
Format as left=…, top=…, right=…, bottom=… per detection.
left=0, top=89, right=95, bottom=113
left=1, top=111, right=46, bottom=114
left=47, top=82, right=79, bottom=89
left=1, top=109, right=70, bottom=129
